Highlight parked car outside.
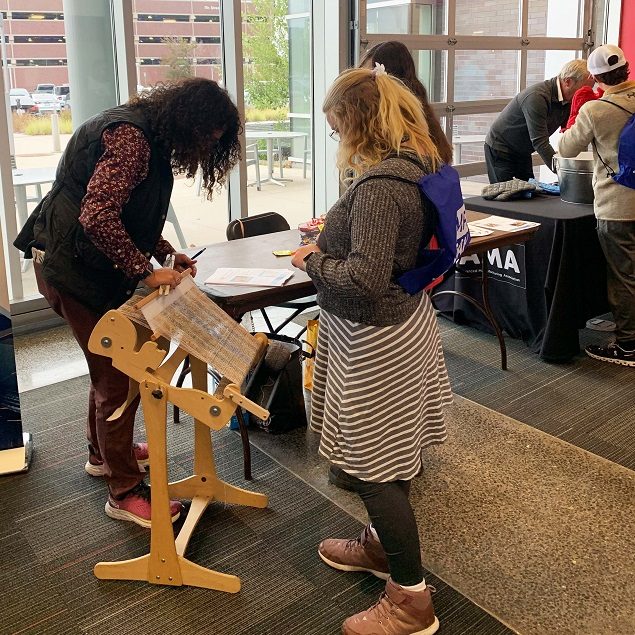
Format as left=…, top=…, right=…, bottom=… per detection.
left=30, top=92, right=63, bottom=115
left=34, top=83, right=55, bottom=94
left=9, top=88, right=37, bottom=113
left=54, top=84, right=70, bottom=105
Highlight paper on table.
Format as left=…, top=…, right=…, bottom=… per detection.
left=469, top=215, right=540, bottom=233
left=205, top=267, right=295, bottom=287
left=467, top=224, right=494, bottom=237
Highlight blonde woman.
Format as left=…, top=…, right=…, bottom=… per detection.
left=291, top=66, right=452, bottom=635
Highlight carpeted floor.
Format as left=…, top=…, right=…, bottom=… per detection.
left=251, top=394, right=635, bottom=635
left=1, top=375, right=512, bottom=635
left=437, top=318, right=635, bottom=471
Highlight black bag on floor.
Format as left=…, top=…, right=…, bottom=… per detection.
left=244, top=333, right=308, bottom=434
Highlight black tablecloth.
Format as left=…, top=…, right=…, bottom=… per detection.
left=435, top=196, right=608, bottom=362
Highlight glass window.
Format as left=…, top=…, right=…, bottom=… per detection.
left=357, top=0, right=590, bottom=175
left=135, top=5, right=228, bottom=249
left=526, top=49, right=581, bottom=85
left=11, top=12, right=64, bottom=21
left=0, top=5, right=111, bottom=304
left=193, top=15, right=221, bottom=23
left=365, top=0, right=447, bottom=36
left=454, top=50, right=519, bottom=101
left=14, top=59, right=67, bottom=66
left=414, top=48, right=447, bottom=103
left=242, top=1, right=313, bottom=227
left=451, top=113, right=499, bottom=164
left=137, top=14, right=191, bottom=23
left=456, top=0, right=520, bottom=36
left=194, top=36, right=221, bottom=44
left=527, top=0, right=583, bottom=37
left=13, top=36, right=66, bottom=44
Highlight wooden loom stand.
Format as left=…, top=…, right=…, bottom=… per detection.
left=87, top=309, right=269, bottom=592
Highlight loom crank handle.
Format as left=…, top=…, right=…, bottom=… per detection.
left=135, top=268, right=193, bottom=310
left=223, top=384, right=270, bottom=421
left=159, top=253, right=176, bottom=296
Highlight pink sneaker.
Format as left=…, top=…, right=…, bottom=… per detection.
left=104, top=481, right=182, bottom=528
left=85, top=442, right=150, bottom=477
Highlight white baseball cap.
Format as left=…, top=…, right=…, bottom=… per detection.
left=587, top=44, right=627, bottom=76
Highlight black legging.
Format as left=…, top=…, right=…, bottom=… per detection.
left=330, top=466, right=423, bottom=586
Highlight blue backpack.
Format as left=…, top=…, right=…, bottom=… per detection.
left=352, top=159, right=471, bottom=294
left=595, top=99, right=635, bottom=190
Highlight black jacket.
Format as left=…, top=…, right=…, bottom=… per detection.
left=14, top=105, right=174, bottom=314
left=485, top=78, right=571, bottom=168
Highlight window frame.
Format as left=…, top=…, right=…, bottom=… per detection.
left=357, top=0, right=595, bottom=176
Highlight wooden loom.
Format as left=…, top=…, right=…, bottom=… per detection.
left=87, top=278, right=270, bottom=593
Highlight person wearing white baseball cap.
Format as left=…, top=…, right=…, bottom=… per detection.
left=587, top=44, right=627, bottom=76
left=559, top=45, right=635, bottom=367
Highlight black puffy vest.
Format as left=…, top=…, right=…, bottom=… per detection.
left=14, top=105, right=174, bottom=314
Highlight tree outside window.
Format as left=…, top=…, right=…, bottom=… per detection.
left=243, top=0, right=289, bottom=110
left=161, top=37, right=197, bottom=80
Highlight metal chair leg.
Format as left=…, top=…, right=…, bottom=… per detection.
left=173, top=356, right=191, bottom=423
left=234, top=407, right=252, bottom=481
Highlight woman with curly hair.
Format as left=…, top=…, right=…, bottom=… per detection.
left=291, top=66, right=451, bottom=635
left=359, top=40, right=453, bottom=165
left=14, top=77, right=241, bottom=527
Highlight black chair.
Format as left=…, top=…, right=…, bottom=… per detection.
left=226, top=212, right=318, bottom=337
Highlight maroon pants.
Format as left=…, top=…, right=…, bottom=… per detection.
left=35, top=264, right=144, bottom=498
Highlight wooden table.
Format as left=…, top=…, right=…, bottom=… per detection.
left=431, top=211, right=540, bottom=370
left=192, top=215, right=540, bottom=370
left=192, top=230, right=313, bottom=320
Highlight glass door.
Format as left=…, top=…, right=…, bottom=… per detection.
left=241, top=0, right=313, bottom=230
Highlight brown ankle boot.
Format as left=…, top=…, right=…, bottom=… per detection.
left=342, top=578, right=439, bottom=635
left=318, top=525, right=390, bottom=580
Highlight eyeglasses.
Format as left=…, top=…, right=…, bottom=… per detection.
left=329, top=130, right=340, bottom=142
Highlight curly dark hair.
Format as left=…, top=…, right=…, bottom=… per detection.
left=359, top=41, right=453, bottom=165
left=594, top=61, right=630, bottom=86
left=128, top=77, right=242, bottom=198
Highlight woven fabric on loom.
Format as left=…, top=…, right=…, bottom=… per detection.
left=118, top=277, right=261, bottom=385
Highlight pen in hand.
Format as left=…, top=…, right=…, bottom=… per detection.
left=190, top=247, right=206, bottom=260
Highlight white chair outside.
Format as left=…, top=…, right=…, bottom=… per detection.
left=166, top=203, right=188, bottom=249
left=245, top=143, right=261, bottom=190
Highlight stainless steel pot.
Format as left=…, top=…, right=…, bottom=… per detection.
left=553, top=152, right=594, bottom=205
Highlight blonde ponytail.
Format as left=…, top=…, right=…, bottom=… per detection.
left=323, top=68, right=441, bottom=179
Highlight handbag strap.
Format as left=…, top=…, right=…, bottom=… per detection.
left=591, top=99, right=635, bottom=178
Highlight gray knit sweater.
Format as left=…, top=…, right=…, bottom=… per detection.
left=305, top=154, right=435, bottom=326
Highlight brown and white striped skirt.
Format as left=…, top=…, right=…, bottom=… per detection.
left=310, top=294, right=452, bottom=483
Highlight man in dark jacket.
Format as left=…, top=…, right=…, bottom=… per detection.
left=484, top=59, right=593, bottom=183
left=14, top=78, right=242, bottom=527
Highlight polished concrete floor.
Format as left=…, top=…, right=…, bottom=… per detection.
left=12, top=317, right=635, bottom=635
